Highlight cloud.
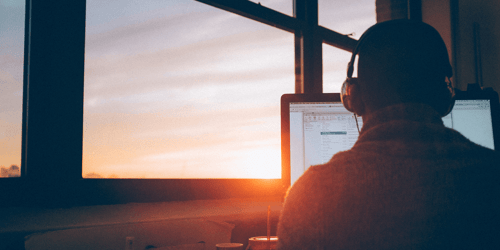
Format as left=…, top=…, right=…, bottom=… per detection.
left=85, top=28, right=292, bottom=83
left=247, top=0, right=292, bottom=16
left=0, top=69, right=23, bottom=124
left=83, top=27, right=294, bottom=115
left=79, top=0, right=376, bottom=179
left=84, top=1, right=295, bottom=103
left=140, top=138, right=281, bottom=179
left=84, top=105, right=280, bottom=147
left=85, top=3, right=268, bottom=58
left=319, top=0, right=376, bottom=38
left=82, top=104, right=282, bottom=178
left=0, top=0, right=25, bottom=56
left=0, top=0, right=24, bottom=7
left=82, top=5, right=293, bottom=179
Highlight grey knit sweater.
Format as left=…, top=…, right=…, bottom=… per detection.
left=277, top=103, right=500, bottom=250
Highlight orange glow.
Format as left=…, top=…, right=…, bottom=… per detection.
left=83, top=15, right=293, bottom=179
left=80, top=0, right=375, bottom=180
left=0, top=119, right=22, bottom=176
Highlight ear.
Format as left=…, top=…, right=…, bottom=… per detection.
left=432, top=80, right=455, bottom=117
left=348, top=82, right=366, bottom=116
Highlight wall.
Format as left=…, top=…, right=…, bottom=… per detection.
left=423, top=0, right=500, bottom=92
left=421, top=0, right=452, bottom=80
left=455, top=0, right=500, bottom=92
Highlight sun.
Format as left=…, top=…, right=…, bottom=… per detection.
left=239, top=145, right=282, bottom=179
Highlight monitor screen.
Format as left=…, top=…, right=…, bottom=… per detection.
left=288, top=101, right=361, bottom=184
left=282, top=94, right=497, bottom=186
left=442, top=99, right=495, bottom=150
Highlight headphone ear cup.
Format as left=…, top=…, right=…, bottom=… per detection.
left=341, top=77, right=357, bottom=113
left=434, top=81, right=455, bottom=117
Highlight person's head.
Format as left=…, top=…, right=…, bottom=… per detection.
left=341, top=19, right=454, bottom=117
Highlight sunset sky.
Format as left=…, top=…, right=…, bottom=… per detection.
left=0, top=0, right=24, bottom=176
left=0, top=0, right=376, bottom=178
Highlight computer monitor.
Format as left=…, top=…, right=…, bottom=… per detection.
left=442, top=99, right=495, bottom=150
left=281, top=93, right=359, bottom=186
left=281, top=92, right=498, bottom=186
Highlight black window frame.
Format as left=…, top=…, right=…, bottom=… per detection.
left=1, top=0, right=357, bottom=208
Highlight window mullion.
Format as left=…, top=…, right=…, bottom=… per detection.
left=294, top=0, right=322, bottom=93
left=23, top=0, right=86, bottom=183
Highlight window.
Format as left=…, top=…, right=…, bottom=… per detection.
left=4, top=0, right=379, bottom=207
left=319, top=0, right=376, bottom=36
left=320, top=0, right=376, bottom=93
left=248, top=0, right=292, bottom=16
left=83, top=1, right=294, bottom=179
left=0, top=0, right=25, bottom=178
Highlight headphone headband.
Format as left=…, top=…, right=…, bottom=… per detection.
left=346, top=19, right=453, bottom=79
left=346, top=20, right=392, bottom=78
left=341, top=19, right=455, bottom=117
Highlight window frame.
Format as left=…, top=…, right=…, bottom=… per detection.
left=1, top=0, right=357, bottom=207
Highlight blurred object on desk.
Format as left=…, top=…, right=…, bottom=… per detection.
left=245, top=236, right=277, bottom=250
left=216, top=242, right=244, bottom=250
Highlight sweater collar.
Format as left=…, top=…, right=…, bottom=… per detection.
left=359, top=103, right=444, bottom=135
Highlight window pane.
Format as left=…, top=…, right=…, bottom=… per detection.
left=248, top=0, right=292, bottom=16
left=323, top=45, right=353, bottom=93
left=320, top=0, right=376, bottom=93
left=0, top=0, right=25, bottom=178
left=84, top=1, right=294, bottom=179
left=319, top=0, right=376, bottom=39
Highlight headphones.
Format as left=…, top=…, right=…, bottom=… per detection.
left=340, top=20, right=455, bottom=117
